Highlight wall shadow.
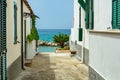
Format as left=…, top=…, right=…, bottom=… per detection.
left=22, top=53, right=56, bottom=80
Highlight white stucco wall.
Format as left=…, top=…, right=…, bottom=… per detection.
left=23, top=2, right=36, bottom=60
left=89, top=32, right=120, bottom=80
left=81, top=8, right=85, bottom=28
left=73, top=0, right=80, bottom=29
left=6, top=0, right=21, bottom=67
left=94, top=0, right=112, bottom=30
left=71, top=0, right=81, bottom=45
left=72, top=0, right=89, bottom=49
left=23, top=2, right=31, bottom=36
left=27, top=40, right=36, bottom=59
left=71, top=28, right=78, bottom=42
left=84, top=30, right=89, bottom=49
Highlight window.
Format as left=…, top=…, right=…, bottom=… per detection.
left=112, top=0, right=120, bottom=29
left=14, top=2, right=17, bottom=44
left=85, top=0, right=94, bottom=29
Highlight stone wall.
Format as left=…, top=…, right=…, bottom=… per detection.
left=89, top=66, right=105, bottom=80
left=7, top=56, right=22, bottom=80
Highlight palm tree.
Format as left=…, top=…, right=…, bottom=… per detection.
left=53, top=33, right=69, bottom=48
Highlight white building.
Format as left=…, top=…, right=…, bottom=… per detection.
left=70, top=0, right=89, bottom=65
left=70, top=0, right=120, bottom=80
left=6, top=0, right=23, bottom=80
left=23, top=0, right=36, bottom=61
left=0, top=0, right=37, bottom=80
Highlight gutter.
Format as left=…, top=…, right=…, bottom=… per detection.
left=21, top=0, right=25, bottom=70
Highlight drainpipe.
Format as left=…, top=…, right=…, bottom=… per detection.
left=21, top=0, right=25, bottom=70
left=80, top=29, right=85, bottom=63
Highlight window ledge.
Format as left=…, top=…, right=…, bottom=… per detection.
left=89, top=30, right=120, bottom=34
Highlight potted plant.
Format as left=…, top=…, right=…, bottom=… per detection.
left=70, top=50, right=76, bottom=54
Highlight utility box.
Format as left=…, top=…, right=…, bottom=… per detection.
left=78, top=28, right=83, bottom=41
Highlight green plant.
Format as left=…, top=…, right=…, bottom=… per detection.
left=32, top=16, right=36, bottom=27
left=27, top=34, right=33, bottom=42
left=27, top=16, right=39, bottom=42
left=53, top=33, right=69, bottom=48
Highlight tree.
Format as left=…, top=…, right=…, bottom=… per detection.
left=53, top=33, right=69, bottom=48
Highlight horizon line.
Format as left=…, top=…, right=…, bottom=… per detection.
left=37, top=28, right=71, bottom=29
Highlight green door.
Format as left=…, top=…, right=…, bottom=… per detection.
left=0, top=0, right=7, bottom=80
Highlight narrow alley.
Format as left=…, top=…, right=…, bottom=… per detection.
left=15, top=53, right=88, bottom=80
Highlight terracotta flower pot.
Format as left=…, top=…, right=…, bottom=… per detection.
left=71, top=51, right=76, bottom=54
left=25, top=63, right=32, bottom=67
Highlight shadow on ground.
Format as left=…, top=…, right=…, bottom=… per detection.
left=17, top=54, right=55, bottom=80
left=15, top=53, right=88, bottom=80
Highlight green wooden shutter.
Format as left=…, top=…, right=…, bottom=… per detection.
left=112, top=0, right=120, bottom=29
left=89, top=0, right=94, bottom=29
left=78, top=28, right=83, bottom=41
left=14, top=2, right=17, bottom=44
left=117, top=0, right=120, bottom=28
left=85, top=0, right=94, bottom=29
left=24, top=20, right=27, bottom=59
left=85, top=0, right=89, bottom=29
left=0, top=0, right=7, bottom=80
left=112, top=0, right=117, bottom=29
left=79, top=7, right=81, bottom=27
left=78, top=0, right=86, bottom=11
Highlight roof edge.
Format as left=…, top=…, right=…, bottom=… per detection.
left=23, top=0, right=34, bottom=15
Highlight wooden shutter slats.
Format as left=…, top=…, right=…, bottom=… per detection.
left=112, top=0, right=120, bottom=29
left=0, top=0, right=7, bottom=80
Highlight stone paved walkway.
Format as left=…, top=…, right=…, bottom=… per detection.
left=15, top=52, right=88, bottom=80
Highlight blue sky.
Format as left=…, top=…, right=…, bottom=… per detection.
left=28, top=0, right=74, bottom=29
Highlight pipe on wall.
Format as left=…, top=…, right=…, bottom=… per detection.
left=21, top=0, right=25, bottom=70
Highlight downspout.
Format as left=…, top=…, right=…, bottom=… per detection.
left=81, top=0, right=88, bottom=63
left=80, top=28, right=85, bottom=63
left=80, top=0, right=93, bottom=63
left=21, top=0, right=25, bottom=70
left=79, top=7, right=84, bottom=63
left=78, top=1, right=86, bottom=63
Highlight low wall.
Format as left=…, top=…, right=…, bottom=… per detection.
left=70, top=41, right=89, bottom=65
left=89, top=31, right=120, bottom=80
left=70, top=41, right=82, bottom=58
left=27, top=40, right=36, bottom=59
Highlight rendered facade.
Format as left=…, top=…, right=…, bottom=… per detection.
left=70, top=0, right=120, bottom=80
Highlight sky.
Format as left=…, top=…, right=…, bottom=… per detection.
left=28, top=0, right=74, bottom=29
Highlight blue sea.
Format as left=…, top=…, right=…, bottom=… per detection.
left=38, top=29, right=71, bottom=52
left=38, top=29, right=71, bottom=42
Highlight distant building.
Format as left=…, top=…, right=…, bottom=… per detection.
left=70, top=0, right=120, bottom=80
left=23, top=0, right=36, bottom=62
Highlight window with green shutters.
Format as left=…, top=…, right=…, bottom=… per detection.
left=14, top=2, right=18, bottom=44
left=0, top=0, right=7, bottom=79
left=85, top=0, right=94, bottom=29
left=79, top=7, right=81, bottom=27
left=112, top=0, right=120, bottom=29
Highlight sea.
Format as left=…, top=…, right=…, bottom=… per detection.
left=37, top=29, right=71, bottom=52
